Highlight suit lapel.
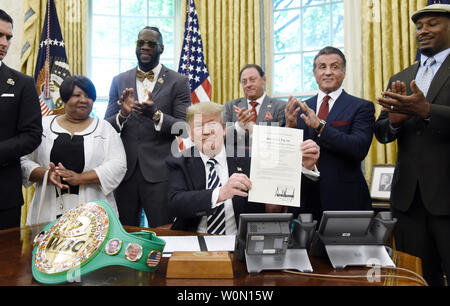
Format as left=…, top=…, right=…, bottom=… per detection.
left=256, top=96, right=271, bottom=123
left=0, top=64, right=13, bottom=97
left=151, top=64, right=168, bottom=99
left=123, top=67, right=138, bottom=100
left=186, top=147, right=207, bottom=190
left=326, top=90, right=352, bottom=123
left=427, top=54, right=450, bottom=104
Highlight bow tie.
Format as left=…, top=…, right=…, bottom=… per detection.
left=137, top=70, right=155, bottom=82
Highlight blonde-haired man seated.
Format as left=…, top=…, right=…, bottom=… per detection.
left=166, top=102, right=320, bottom=234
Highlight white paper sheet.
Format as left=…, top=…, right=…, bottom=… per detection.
left=248, top=125, right=303, bottom=207
left=159, top=235, right=236, bottom=257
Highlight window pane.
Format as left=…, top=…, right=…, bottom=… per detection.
left=92, top=0, right=119, bottom=15
left=302, top=5, right=330, bottom=51
left=92, top=100, right=109, bottom=119
left=273, top=0, right=301, bottom=10
left=91, top=58, right=119, bottom=98
left=120, top=59, right=138, bottom=73
left=120, top=17, right=147, bottom=59
left=274, top=54, right=302, bottom=94
left=274, top=10, right=301, bottom=53
left=152, top=18, right=175, bottom=59
left=272, top=0, right=343, bottom=97
left=303, top=52, right=319, bottom=92
left=91, top=16, right=119, bottom=58
left=121, top=0, right=147, bottom=16
left=149, top=0, right=174, bottom=17
left=302, top=0, right=329, bottom=6
left=332, top=2, right=344, bottom=47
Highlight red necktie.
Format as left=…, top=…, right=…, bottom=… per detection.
left=318, top=95, right=330, bottom=120
left=250, top=101, right=259, bottom=123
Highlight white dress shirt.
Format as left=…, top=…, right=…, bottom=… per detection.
left=116, top=63, right=164, bottom=130
left=316, top=88, right=343, bottom=116
left=196, top=147, right=238, bottom=235
left=234, top=93, right=267, bottom=135
left=417, top=48, right=450, bottom=81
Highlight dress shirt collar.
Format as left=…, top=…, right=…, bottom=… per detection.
left=317, top=87, right=343, bottom=104
left=246, top=92, right=266, bottom=106
left=0, top=61, right=2, bottom=67
left=198, top=145, right=227, bottom=169
left=420, top=48, right=450, bottom=67
left=137, top=63, right=162, bottom=81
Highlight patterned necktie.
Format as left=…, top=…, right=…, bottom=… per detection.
left=250, top=101, right=259, bottom=123
left=137, top=70, right=155, bottom=82
left=206, top=159, right=226, bottom=235
left=415, top=57, right=436, bottom=97
left=318, top=95, right=330, bottom=120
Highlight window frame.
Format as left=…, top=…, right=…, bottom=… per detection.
left=87, top=0, right=183, bottom=104
left=268, top=0, right=345, bottom=101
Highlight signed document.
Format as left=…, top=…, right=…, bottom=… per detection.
left=248, top=125, right=303, bottom=207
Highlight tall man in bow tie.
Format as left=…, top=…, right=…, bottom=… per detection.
left=375, top=4, right=450, bottom=286
left=0, top=10, right=42, bottom=229
left=105, top=26, right=191, bottom=227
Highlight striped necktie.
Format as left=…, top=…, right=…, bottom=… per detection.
left=415, top=57, right=436, bottom=97
left=206, top=158, right=226, bottom=235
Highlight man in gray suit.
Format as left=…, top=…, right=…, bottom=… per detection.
left=375, top=4, right=450, bottom=286
left=223, top=64, right=286, bottom=149
left=104, top=26, right=191, bottom=227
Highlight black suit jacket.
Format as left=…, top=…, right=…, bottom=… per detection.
left=166, top=147, right=265, bottom=232
left=375, top=54, right=450, bottom=216
left=105, top=65, right=191, bottom=183
left=0, top=63, right=42, bottom=209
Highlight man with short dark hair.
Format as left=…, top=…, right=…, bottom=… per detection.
left=0, top=9, right=42, bottom=229
left=285, top=46, right=375, bottom=215
left=104, top=26, right=191, bottom=227
left=375, top=4, right=450, bottom=286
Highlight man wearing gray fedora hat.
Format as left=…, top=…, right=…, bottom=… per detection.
left=375, top=3, right=450, bottom=286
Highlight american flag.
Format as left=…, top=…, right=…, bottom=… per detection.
left=146, top=251, right=161, bottom=268
left=34, top=0, right=71, bottom=116
left=178, top=0, right=212, bottom=104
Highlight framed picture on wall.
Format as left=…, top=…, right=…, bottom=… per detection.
left=370, top=165, right=395, bottom=201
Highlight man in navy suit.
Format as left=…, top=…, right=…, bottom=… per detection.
left=0, top=10, right=42, bottom=229
left=166, top=102, right=320, bottom=234
left=285, top=46, right=375, bottom=214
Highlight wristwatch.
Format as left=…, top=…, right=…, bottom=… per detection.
left=152, top=110, right=162, bottom=123
left=315, top=120, right=327, bottom=135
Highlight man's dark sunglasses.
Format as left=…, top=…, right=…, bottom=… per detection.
left=136, top=39, right=159, bottom=49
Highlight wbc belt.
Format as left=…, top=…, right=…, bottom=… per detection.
left=32, top=200, right=166, bottom=284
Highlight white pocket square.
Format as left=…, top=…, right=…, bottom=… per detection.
left=1, top=93, right=15, bottom=98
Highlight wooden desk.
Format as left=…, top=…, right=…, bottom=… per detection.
left=0, top=224, right=423, bottom=286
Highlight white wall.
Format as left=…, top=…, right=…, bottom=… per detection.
left=2, top=0, right=24, bottom=70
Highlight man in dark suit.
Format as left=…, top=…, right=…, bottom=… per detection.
left=167, top=102, right=320, bottom=234
left=0, top=10, right=42, bottom=229
left=104, top=26, right=191, bottom=227
left=223, top=64, right=286, bottom=149
left=285, top=46, right=375, bottom=213
left=375, top=4, right=450, bottom=286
